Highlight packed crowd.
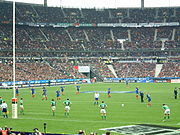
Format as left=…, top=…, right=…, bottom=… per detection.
left=113, top=62, right=156, bottom=78
left=0, top=25, right=179, bottom=57
left=0, top=58, right=179, bottom=82
left=158, top=62, right=180, bottom=77
left=0, top=62, right=77, bottom=82
left=0, top=2, right=179, bottom=23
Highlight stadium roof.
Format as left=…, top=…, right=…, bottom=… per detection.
left=4, top=0, right=180, bottom=8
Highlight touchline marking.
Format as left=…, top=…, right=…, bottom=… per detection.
left=18, top=117, right=132, bottom=123
left=14, top=117, right=179, bottom=126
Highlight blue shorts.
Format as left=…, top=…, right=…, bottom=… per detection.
left=95, top=98, right=99, bottom=101
left=2, top=108, right=7, bottom=112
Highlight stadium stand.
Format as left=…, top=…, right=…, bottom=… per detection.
left=113, top=62, right=156, bottom=78
left=158, top=62, right=180, bottom=77
left=0, top=2, right=179, bottom=82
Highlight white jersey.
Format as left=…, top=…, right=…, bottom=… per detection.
left=94, top=93, right=100, bottom=98
left=1, top=103, right=8, bottom=109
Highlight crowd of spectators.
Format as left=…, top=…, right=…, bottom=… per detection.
left=0, top=2, right=179, bottom=23
left=0, top=57, right=179, bottom=82
left=0, top=60, right=84, bottom=82
left=113, top=62, right=156, bottom=78
left=0, top=2, right=179, bottom=81
left=0, top=3, right=179, bottom=57
left=158, top=62, right=180, bottom=77
left=0, top=24, right=179, bottom=57
left=0, top=126, right=12, bottom=135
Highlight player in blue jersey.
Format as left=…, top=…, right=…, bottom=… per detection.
left=146, top=93, right=152, bottom=106
left=30, top=87, right=35, bottom=98
left=42, top=87, right=48, bottom=100
left=125, top=80, right=129, bottom=85
left=139, top=91, right=144, bottom=103
left=135, top=87, right=139, bottom=99
left=16, top=87, right=19, bottom=96
left=60, top=86, right=65, bottom=95
left=107, top=88, right=111, bottom=98
left=56, top=89, right=61, bottom=100
left=76, top=86, right=81, bottom=94
left=0, top=97, right=3, bottom=115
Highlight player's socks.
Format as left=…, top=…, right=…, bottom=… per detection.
left=164, top=116, right=166, bottom=119
left=53, top=112, right=55, bottom=116
left=101, top=116, right=103, bottom=119
left=104, top=116, right=106, bottom=119
left=6, top=114, right=8, bottom=118
left=168, top=116, right=170, bottom=119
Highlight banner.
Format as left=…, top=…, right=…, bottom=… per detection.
left=171, top=79, right=180, bottom=83
left=78, top=66, right=90, bottom=73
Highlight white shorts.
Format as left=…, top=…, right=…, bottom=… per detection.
left=51, top=106, right=56, bottom=111
left=65, top=106, right=70, bottom=112
left=100, top=109, right=106, bottom=114
left=20, top=105, right=24, bottom=109
left=164, top=109, right=170, bottom=114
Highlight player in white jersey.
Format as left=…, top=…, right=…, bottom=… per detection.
left=94, top=92, right=100, bottom=105
left=2, top=101, right=8, bottom=118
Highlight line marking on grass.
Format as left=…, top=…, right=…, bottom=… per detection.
left=14, top=117, right=179, bottom=126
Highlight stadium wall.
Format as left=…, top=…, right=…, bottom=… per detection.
left=0, top=78, right=91, bottom=88
left=104, top=77, right=180, bottom=83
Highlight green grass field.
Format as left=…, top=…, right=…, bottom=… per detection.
left=0, top=83, right=180, bottom=135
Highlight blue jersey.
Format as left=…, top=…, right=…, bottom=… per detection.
left=76, top=86, right=80, bottom=91
left=31, top=88, right=35, bottom=94
left=42, top=89, right=47, bottom=95
left=16, top=88, right=19, bottom=94
left=147, top=94, right=151, bottom=102
left=60, top=87, right=65, bottom=92
left=125, top=80, right=128, bottom=85
left=135, top=87, right=139, bottom=94
left=107, top=88, right=111, bottom=94
left=140, top=91, right=144, bottom=97
left=56, top=90, right=60, bottom=97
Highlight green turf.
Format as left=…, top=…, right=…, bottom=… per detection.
left=0, top=83, right=180, bottom=135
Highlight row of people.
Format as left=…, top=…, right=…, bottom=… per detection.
left=0, top=2, right=179, bottom=23
left=0, top=25, right=179, bottom=51
left=0, top=59, right=179, bottom=82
